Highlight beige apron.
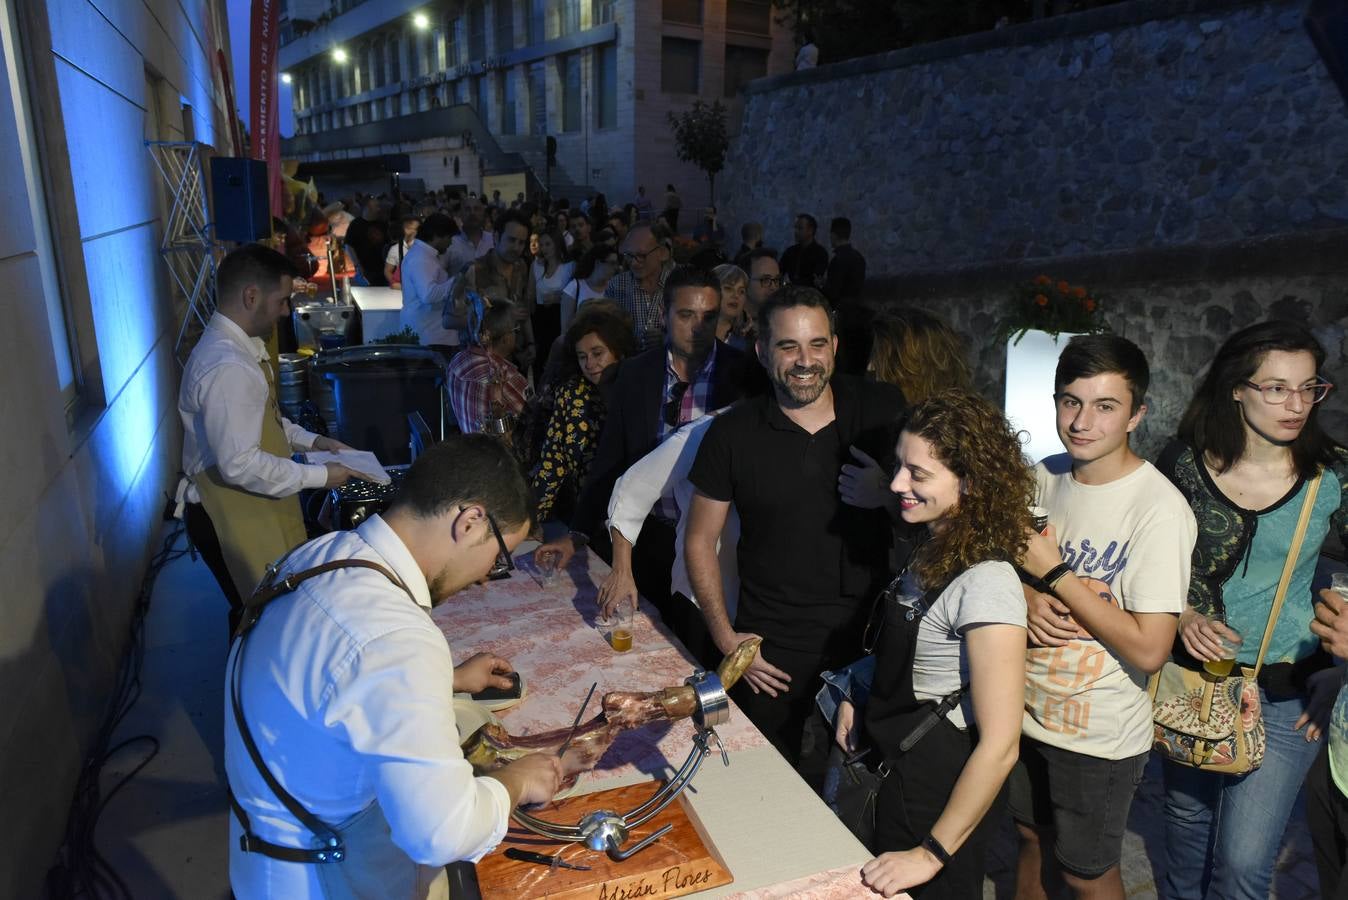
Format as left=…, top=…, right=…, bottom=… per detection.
left=195, top=356, right=310, bottom=598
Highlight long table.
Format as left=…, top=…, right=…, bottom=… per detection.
left=430, top=544, right=887, bottom=899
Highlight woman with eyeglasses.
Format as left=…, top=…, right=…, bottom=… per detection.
left=833, top=389, right=1032, bottom=898
left=1155, top=320, right=1347, bottom=900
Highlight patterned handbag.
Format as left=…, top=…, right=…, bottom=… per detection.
left=1149, top=470, right=1321, bottom=775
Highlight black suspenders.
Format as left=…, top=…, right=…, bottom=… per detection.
left=229, top=557, right=413, bottom=864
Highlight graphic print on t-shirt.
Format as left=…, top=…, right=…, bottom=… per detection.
left=1025, top=573, right=1118, bottom=738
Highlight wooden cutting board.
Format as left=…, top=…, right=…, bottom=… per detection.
left=477, top=782, right=733, bottom=899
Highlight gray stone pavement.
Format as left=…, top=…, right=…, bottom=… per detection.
left=981, top=754, right=1320, bottom=899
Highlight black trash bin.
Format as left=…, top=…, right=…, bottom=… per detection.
left=312, top=345, right=445, bottom=465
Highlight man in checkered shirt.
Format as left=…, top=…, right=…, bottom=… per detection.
left=605, top=223, right=675, bottom=351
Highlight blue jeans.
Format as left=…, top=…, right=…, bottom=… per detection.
left=1160, top=687, right=1321, bottom=900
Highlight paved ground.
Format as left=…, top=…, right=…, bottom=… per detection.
left=89, top=527, right=1326, bottom=899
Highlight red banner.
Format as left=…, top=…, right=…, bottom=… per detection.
left=249, top=0, right=282, bottom=217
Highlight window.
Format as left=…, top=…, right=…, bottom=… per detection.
left=476, top=75, right=492, bottom=117
left=560, top=53, right=581, bottom=132
left=724, top=44, right=767, bottom=96
left=389, top=37, right=401, bottom=82
left=500, top=69, right=517, bottom=134
left=446, top=16, right=462, bottom=67
left=662, top=0, right=700, bottom=26
left=1, top=3, right=78, bottom=406
left=592, top=0, right=614, bottom=24
left=528, top=61, right=547, bottom=134
left=560, top=0, right=581, bottom=35
left=661, top=37, right=699, bottom=93
left=528, top=0, right=546, bottom=43
left=408, top=29, right=420, bottom=78
left=595, top=43, right=616, bottom=128
left=725, top=0, right=770, bottom=35
left=373, top=39, right=386, bottom=87
left=468, top=0, right=486, bottom=60
left=495, top=0, right=515, bottom=53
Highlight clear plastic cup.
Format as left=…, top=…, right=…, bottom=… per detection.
left=1203, top=627, right=1243, bottom=678
left=537, top=549, right=559, bottom=588
left=609, top=602, right=633, bottom=652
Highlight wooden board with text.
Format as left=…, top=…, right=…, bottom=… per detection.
left=477, top=782, right=733, bottom=900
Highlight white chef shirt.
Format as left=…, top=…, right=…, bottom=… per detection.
left=178, top=312, right=327, bottom=505
left=607, top=412, right=741, bottom=619
left=398, top=240, right=460, bottom=347
left=446, top=230, right=496, bottom=275
left=226, top=515, right=512, bottom=898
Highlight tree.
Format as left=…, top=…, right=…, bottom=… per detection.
left=667, top=100, right=729, bottom=207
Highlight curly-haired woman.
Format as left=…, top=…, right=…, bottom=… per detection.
left=835, top=388, right=1033, bottom=898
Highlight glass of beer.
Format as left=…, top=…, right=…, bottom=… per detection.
left=1203, top=626, right=1242, bottom=677
left=609, top=601, right=634, bottom=652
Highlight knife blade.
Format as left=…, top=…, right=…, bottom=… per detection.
left=556, top=681, right=598, bottom=759
left=505, top=847, right=592, bottom=871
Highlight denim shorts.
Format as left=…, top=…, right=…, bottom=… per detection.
left=1007, top=737, right=1149, bottom=878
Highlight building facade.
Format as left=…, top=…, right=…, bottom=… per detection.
left=279, top=0, right=794, bottom=210
left=0, top=0, right=235, bottom=895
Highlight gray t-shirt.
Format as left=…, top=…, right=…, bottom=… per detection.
left=905, top=560, right=1026, bottom=729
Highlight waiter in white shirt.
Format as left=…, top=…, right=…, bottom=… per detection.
left=179, top=244, right=364, bottom=631
left=399, top=213, right=466, bottom=360
left=227, top=434, right=565, bottom=900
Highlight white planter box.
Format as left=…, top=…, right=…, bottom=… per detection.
left=1004, top=330, right=1080, bottom=465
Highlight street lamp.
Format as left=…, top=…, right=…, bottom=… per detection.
left=413, top=12, right=430, bottom=29
left=332, top=47, right=348, bottom=63
left=281, top=72, right=292, bottom=84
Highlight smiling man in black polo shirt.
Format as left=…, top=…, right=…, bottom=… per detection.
left=684, top=286, right=906, bottom=773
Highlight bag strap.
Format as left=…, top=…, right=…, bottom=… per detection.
left=1252, top=471, right=1322, bottom=677
left=230, top=558, right=413, bottom=864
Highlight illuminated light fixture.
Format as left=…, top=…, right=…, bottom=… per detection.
left=332, top=47, right=348, bottom=63
left=413, top=12, right=430, bottom=29
left=281, top=72, right=293, bottom=84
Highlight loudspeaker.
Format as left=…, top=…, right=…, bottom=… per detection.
left=211, top=157, right=269, bottom=243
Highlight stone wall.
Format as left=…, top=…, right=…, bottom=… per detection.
left=721, top=0, right=1348, bottom=270
left=873, top=227, right=1348, bottom=463
left=719, top=0, right=1348, bottom=465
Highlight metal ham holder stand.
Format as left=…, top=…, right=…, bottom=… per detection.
left=510, top=670, right=732, bottom=861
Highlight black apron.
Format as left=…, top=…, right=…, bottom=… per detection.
left=862, top=587, right=995, bottom=900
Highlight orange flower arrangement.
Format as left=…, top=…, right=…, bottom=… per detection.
left=997, top=275, right=1109, bottom=344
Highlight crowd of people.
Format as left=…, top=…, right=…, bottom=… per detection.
left=183, top=184, right=1348, bottom=900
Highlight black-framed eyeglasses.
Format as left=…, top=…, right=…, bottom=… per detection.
left=663, top=380, right=691, bottom=428
left=1242, top=379, right=1333, bottom=405
left=622, top=245, right=664, bottom=265
left=484, top=509, right=515, bottom=578
left=753, top=275, right=782, bottom=289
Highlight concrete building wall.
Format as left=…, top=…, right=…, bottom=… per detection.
left=0, top=0, right=231, bottom=895
left=282, top=0, right=791, bottom=211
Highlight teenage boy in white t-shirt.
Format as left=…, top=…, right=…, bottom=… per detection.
left=1012, top=335, right=1197, bottom=900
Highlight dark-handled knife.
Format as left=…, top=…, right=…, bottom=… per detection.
left=504, top=847, right=592, bottom=871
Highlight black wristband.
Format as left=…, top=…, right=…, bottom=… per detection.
left=921, top=834, right=951, bottom=866
left=1043, top=562, right=1073, bottom=590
